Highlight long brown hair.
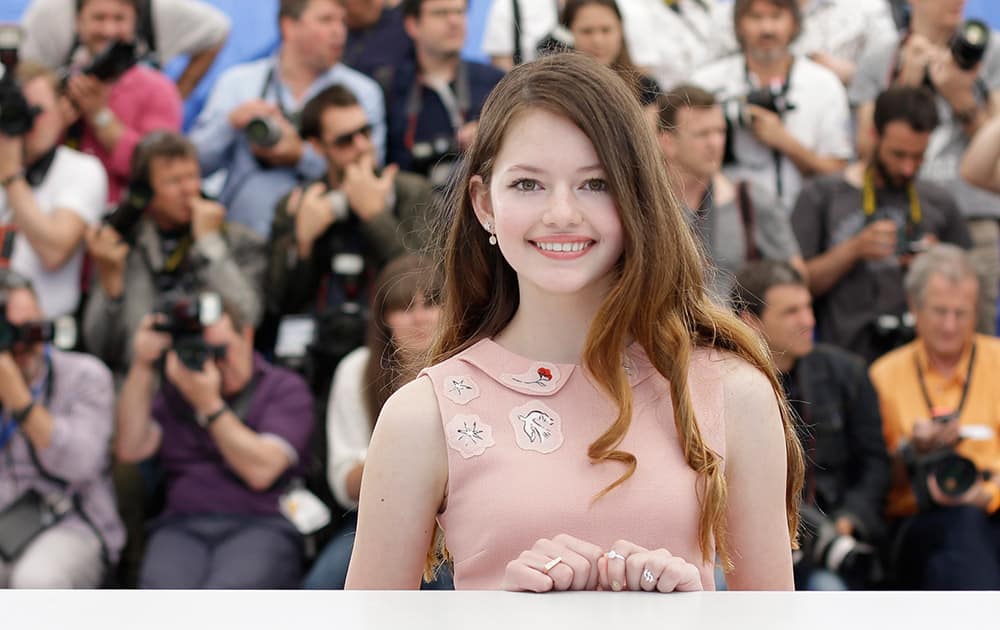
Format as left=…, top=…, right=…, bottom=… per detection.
left=362, top=255, right=442, bottom=428
left=425, top=53, right=802, bottom=575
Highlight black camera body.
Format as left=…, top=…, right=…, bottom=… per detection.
left=950, top=19, right=991, bottom=71
left=798, top=504, right=879, bottom=588
left=153, top=292, right=226, bottom=371
left=104, top=181, right=153, bottom=246
left=723, top=85, right=796, bottom=130
left=0, top=26, right=41, bottom=137
left=72, top=39, right=138, bottom=84
left=0, top=295, right=54, bottom=352
left=902, top=416, right=981, bottom=511
left=411, top=135, right=461, bottom=189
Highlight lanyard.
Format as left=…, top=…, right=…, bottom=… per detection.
left=914, top=343, right=976, bottom=419
left=862, top=166, right=922, bottom=227
left=259, top=63, right=300, bottom=126
left=403, top=62, right=471, bottom=151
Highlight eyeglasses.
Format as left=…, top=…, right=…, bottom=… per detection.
left=327, top=124, right=373, bottom=149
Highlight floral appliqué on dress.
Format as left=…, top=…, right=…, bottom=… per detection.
left=443, top=375, right=480, bottom=405
left=501, top=363, right=562, bottom=394
left=445, top=414, right=495, bottom=459
left=508, top=401, right=564, bottom=454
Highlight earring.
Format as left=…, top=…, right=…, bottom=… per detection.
left=485, top=222, right=497, bottom=246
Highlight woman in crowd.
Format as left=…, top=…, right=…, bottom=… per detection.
left=561, top=0, right=661, bottom=128
left=303, top=255, right=445, bottom=589
left=346, top=53, right=802, bottom=592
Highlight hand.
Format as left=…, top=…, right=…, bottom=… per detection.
left=599, top=539, right=703, bottom=593
left=342, top=154, right=397, bottom=222
left=288, top=182, right=335, bottom=255
left=456, top=120, right=479, bottom=151
left=189, top=196, right=226, bottom=241
left=896, top=34, right=937, bottom=87
left=164, top=350, right=223, bottom=416
left=852, top=219, right=898, bottom=261
left=132, top=314, right=173, bottom=368
left=927, top=53, right=981, bottom=114
left=228, top=99, right=280, bottom=130
left=85, top=225, right=130, bottom=298
left=501, top=534, right=604, bottom=592
left=0, top=351, right=29, bottom=406
left=911, top=417, right=962, bottom=454
left=746, top=105, right=790, bottom=151
left=808, top=51, right=856, bottom=85
left=926, top=474, right=989, bottom=509
left=250, top=115, right=304, bottom=167
left=0, top=133, right=24, bottom=179
left=66, top=74, right=111, bottom=119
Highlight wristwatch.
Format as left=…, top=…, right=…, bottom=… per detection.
left=92, top=107, right=114, bottom=129
left=0, top=170, right=26, bottom=188
left=195, top=403, right=229, bottom=429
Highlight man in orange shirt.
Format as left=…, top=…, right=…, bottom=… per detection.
left=870, top=243, right=1000, bottom=589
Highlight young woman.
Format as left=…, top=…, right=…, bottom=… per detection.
left=346, top=53, right=803, bottom=592
left=562, top=0, right=661, bottom=128
left=303, top=255, right=444, bottom=589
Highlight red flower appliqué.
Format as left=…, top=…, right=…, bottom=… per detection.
left=513, top=365, right=556, bottom=387
left=537, top=367, right=553, bottom=382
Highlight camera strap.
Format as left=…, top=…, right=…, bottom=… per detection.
left=861, top=166, right=922, bottom=234
left=512, top=0, right=523, bottom=66
left=259, top=64, right=300, bottom=128
left=914, top=341, right=977, bottom=419
left=402, top=61, right=471, bottom=152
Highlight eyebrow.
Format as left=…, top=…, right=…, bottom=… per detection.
left=506, top=163, right=605, bottom=174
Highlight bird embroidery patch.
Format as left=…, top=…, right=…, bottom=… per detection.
left=442, top=375, right=480, bottom=405
left=445, top=414, right=495, bottom=459
left=508, top=400, right=564, bottom=454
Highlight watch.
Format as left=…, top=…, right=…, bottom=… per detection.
left=92, top=107, right=114, bottom=129
left=0, top=170, right=26, bottom=188
left=195, top=403, right=228, bottom=429
left=12, top=401, right=35, bottom=425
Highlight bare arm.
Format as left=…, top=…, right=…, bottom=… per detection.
left=175, top=42, right=225, bottom=99
left=2, top=179, right=88, bottom=272
left=961, top=113, right=1000, bottom=193
left=774, top=133, right=849, bottom=177
left=805, top=220, right=895, bottom=297
left=346, top=377, right=448, bottom=589
left=116, top=361, right=164, bottom=463
left=201, top=407, right=293, bottom=492
left=855, top=101, right=876, bottom=162
left=722, top=359, right=795, bottom=590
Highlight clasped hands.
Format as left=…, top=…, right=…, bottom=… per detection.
left=501, top=534, right=703, bottom=593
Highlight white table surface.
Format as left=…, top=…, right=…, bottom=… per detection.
left=2, top=590, right=1000, bottom=630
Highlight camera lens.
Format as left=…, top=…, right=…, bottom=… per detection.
left=245, top=117, right=282, bottom=148
left=951, top=19, right=990, bottom=71
left=932, top=453, right=979, bottom=497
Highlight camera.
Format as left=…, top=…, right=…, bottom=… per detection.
left=0, top=24, right=41, bottom=137
left=104, top=180, right=153, bottom=246
left=722, top=84, right=796, bottom=130
left=902, top=414, right=982, bottom=511
left=69, top=39, right=138, bottom=84
left=411, top=135, right=461, bottom=189
left=305, top=253, right=368, bottom=393
left=245, top=116, right=283, bottom=149
left=871, top=310, right=916, bottom=356
left=0, top=312, right=53, bottom=353
left=950, top=19, right=991, bottom=71
left=153, top=291, right=226, bottom=370
left=798, top=504, right=880, bottom=588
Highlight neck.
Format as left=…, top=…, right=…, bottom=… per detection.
left=911, top=14, right=955, bottom=47
left=279, top=47, right=323, bottom=99
left=222, top=355, right=254, bottom=397
left=926, top=344, right=968, bottom=378
left=676, top=169, right=712, bottom=212
left=417, top=47, right=460, bottom=83
left=326, top=167, right=345, bottom=189
left=746, top=52, right=792, bottom=84
left=774, top=350, right=797, bottom=374
left=494, top=278, right=613, bottom=366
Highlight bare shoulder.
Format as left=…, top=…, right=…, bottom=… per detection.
left=374, top=375, right=445, bottom=447
left=712, top=353, right=782, bottom=436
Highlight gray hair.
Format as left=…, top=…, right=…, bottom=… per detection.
left=904, top=244, right=979, bottom=307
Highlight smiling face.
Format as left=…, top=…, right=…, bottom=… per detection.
left=470, top=108, right=624, bottom=299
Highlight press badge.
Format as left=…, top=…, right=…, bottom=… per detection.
left=279, top=486, right=331, bottom=535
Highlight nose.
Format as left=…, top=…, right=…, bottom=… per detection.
left=542, top=186, right=584, bottom=228
left=899, top=158, right=919, bottom=179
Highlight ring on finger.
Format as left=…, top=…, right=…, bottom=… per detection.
left=642, top=568, right=656, bottom=585
left=606, top=550, right=626, bottom=561
left=543, top=556, right=564, bottom=574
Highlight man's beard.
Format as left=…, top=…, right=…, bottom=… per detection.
left=873, top=152, right=914, bottom=190
left=745, top=39, right=788, bottom=66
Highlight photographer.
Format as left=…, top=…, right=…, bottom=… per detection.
left=733, top=261, right=890, bottom=590
left=0, top=271, right=123, bottom=588
left=18, top=0, right=230, bottom=99
left=850, top=0, right=1000, bottom=333
left=265, top=84, right=434, bottom=392
left=0, top=59, right=107, bottom=319
left=791, top=86, right=970, bottom=364
left=692, top=0, right=852, bottom=211
left=83, top=131, right=265, bottom=375
left=115, top=301, right=314, bottom=588
left=386, top=0, right=503, bottom=187
left=870, top=244, right=1000, bottom=589
left=189, top=0, right=385, bottom=238
left=59, top=0, right=183, bottom=202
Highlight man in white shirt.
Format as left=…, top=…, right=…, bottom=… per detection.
left=0, top=62, right=106, bottom=319
left=692, top=0, right=852, bottom=211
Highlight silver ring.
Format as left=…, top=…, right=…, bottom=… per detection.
left=642, top=569, right=656, bottom=584
left=543, top=556, right=563, bottom=574
left=606, top=550, right=626, bottom=561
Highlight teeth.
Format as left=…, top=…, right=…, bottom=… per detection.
left=536, top=241, right=590, bottom=253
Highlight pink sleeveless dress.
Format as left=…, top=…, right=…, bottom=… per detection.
left=419, top=338, right=728, bottom=590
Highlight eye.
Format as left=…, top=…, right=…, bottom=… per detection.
left=582, top=178, right=609, bottom=193
left=511, top=178, right=541, bottom=192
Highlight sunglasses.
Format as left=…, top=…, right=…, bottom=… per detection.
left=328, top=124, right=373, bottom=149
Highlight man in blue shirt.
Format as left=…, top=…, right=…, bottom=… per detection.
left=342, top=0, right=414, bottom=91
left=189, top=0, right=385, bottom=238
left=387, top=0, right=503, bottom=188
